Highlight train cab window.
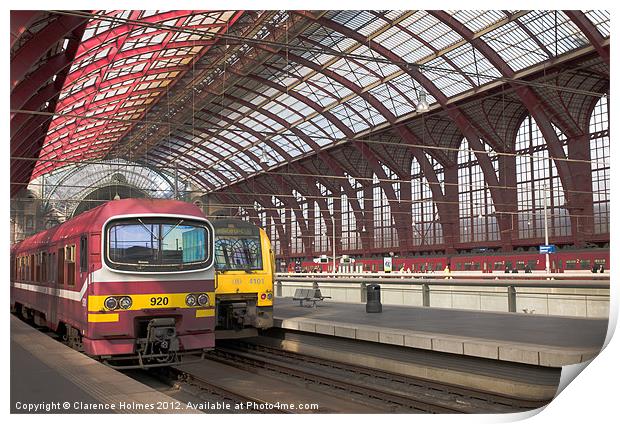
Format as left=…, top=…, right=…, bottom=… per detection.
left=213, top=223, right=263, bottom=271
left=66, top=245, right=76, bottom=286
left=105, top=218, right=212, bottom=272
left=80, top=236, right=88, bottom=272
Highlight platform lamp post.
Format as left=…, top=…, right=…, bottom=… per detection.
left=542, top=182, right=550, bottom=274
left=330, top=199, right=336, bottom=273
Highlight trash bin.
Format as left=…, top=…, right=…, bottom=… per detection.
left=366, top=284, right=382, bottom=313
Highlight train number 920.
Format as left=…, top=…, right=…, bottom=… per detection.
left=150, top=296, right=169, bottom=306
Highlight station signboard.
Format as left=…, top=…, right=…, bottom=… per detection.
left=539, top=245, right=557, bottom=254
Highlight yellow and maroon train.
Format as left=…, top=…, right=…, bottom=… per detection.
left=212, top=218, right=274, bottom=338
left=11, top=198, right=216, bottom=369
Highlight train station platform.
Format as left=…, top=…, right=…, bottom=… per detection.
left=10, top=316, right=197, bottom=414
left=272, top=298, right=608, bottom=367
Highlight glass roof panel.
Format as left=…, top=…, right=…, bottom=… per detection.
left=306, top=73, right=353, bottom=98
left=292, top=81, right=337, bottom=107
left=33, top=10, right=240, bottom=179
left=585, top=10, right=610, bottom=37
left=399, top=12, right=463, bottom=51
left=447, top=10, right=507, bottom=33
left=520, top=11, right=590, bottom=55
left=373, top=25, right=434, bottom=63
left=480, top=20, right=550, bottom=71
left=369, top=82, right=416, bottom=117
left=441, top=42, right=501, bottom=85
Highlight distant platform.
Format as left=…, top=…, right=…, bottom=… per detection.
left=272, top=298, right=608, bottom=367
left=10, top=316, right=198, bottom=414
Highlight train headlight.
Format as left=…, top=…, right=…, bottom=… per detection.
left=104, top=297, right=118, bottom=310
left=119, top=296, right=132, bottom=310
left=261, top=293, right=266, bottom=300
left=197, top=293, right=209, bottom=306
left=267, top=293, right=273, bottom=300
left=185, top=294, right=197, bottom=307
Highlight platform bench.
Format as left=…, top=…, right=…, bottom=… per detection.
left=292, top=288, right=331, bottom=307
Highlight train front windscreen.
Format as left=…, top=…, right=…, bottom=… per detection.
left=105, top=217, right=212, bottom=272
left=214, top=222, right=263, bottom=272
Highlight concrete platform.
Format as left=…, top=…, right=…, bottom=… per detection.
left=273, top=298, right=608, bottom=367
left=10, top=316, right=198, bottom=414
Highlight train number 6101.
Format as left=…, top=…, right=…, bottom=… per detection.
left=150, top=296, right=169, bottom=306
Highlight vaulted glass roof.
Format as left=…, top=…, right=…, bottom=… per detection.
left=28, top=10, right=609, bottom=195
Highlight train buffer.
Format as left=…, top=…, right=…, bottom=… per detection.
left=292, top=288, right=331, bottom=308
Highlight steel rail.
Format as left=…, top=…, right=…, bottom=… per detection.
left=223, top=340, right=549, bottom=412
left=169, top=365, right=290, bottom=413
left=208, top=348, right=462, bottom=413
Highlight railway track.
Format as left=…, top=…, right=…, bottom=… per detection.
left=213, top=340, right=549, bottom=413
left=163, top=366, right=291, bottom=414
left=210, top=345, right=460, bottom=413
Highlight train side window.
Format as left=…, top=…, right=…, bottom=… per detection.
left=580, top=260, right=591, bottom=270
left=57, top=248, right=65, bottom=286
left=65, top=245, right=76, bottom=286
left=527, top=260, right=537, bottom=270
left=516, top=261, right=525, bottom=270
left=30, top=254, right=35, bottom=281
left=40, top=252, right=47, bottom=283
left=494, top=262, right=504, bottom=270
left=80, top=236, right=88, bottom=272
left=51, top=253, right=56, bottom=282
left=565, top=260, right=577, bottom=270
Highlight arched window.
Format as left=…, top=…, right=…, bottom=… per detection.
left=341, top=173, right=362, bottom=251
left=290, top=190, right=307, bottom=254
left=255, top=201, right=267, bottom=228
left=313, top=183, right=333, bottom=252
left=458, top=138, right=499, bottom=243
left=515, top=116, right=570, bottom=238
left=271, top=196, right=284, bottom=255
left=373, top=164, right=400, bottom=248
left=411, top=154, right=443, bottom=246
left=589, top=96, right=610, bottom=234
left=238, top=206, right=250, bottom=221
